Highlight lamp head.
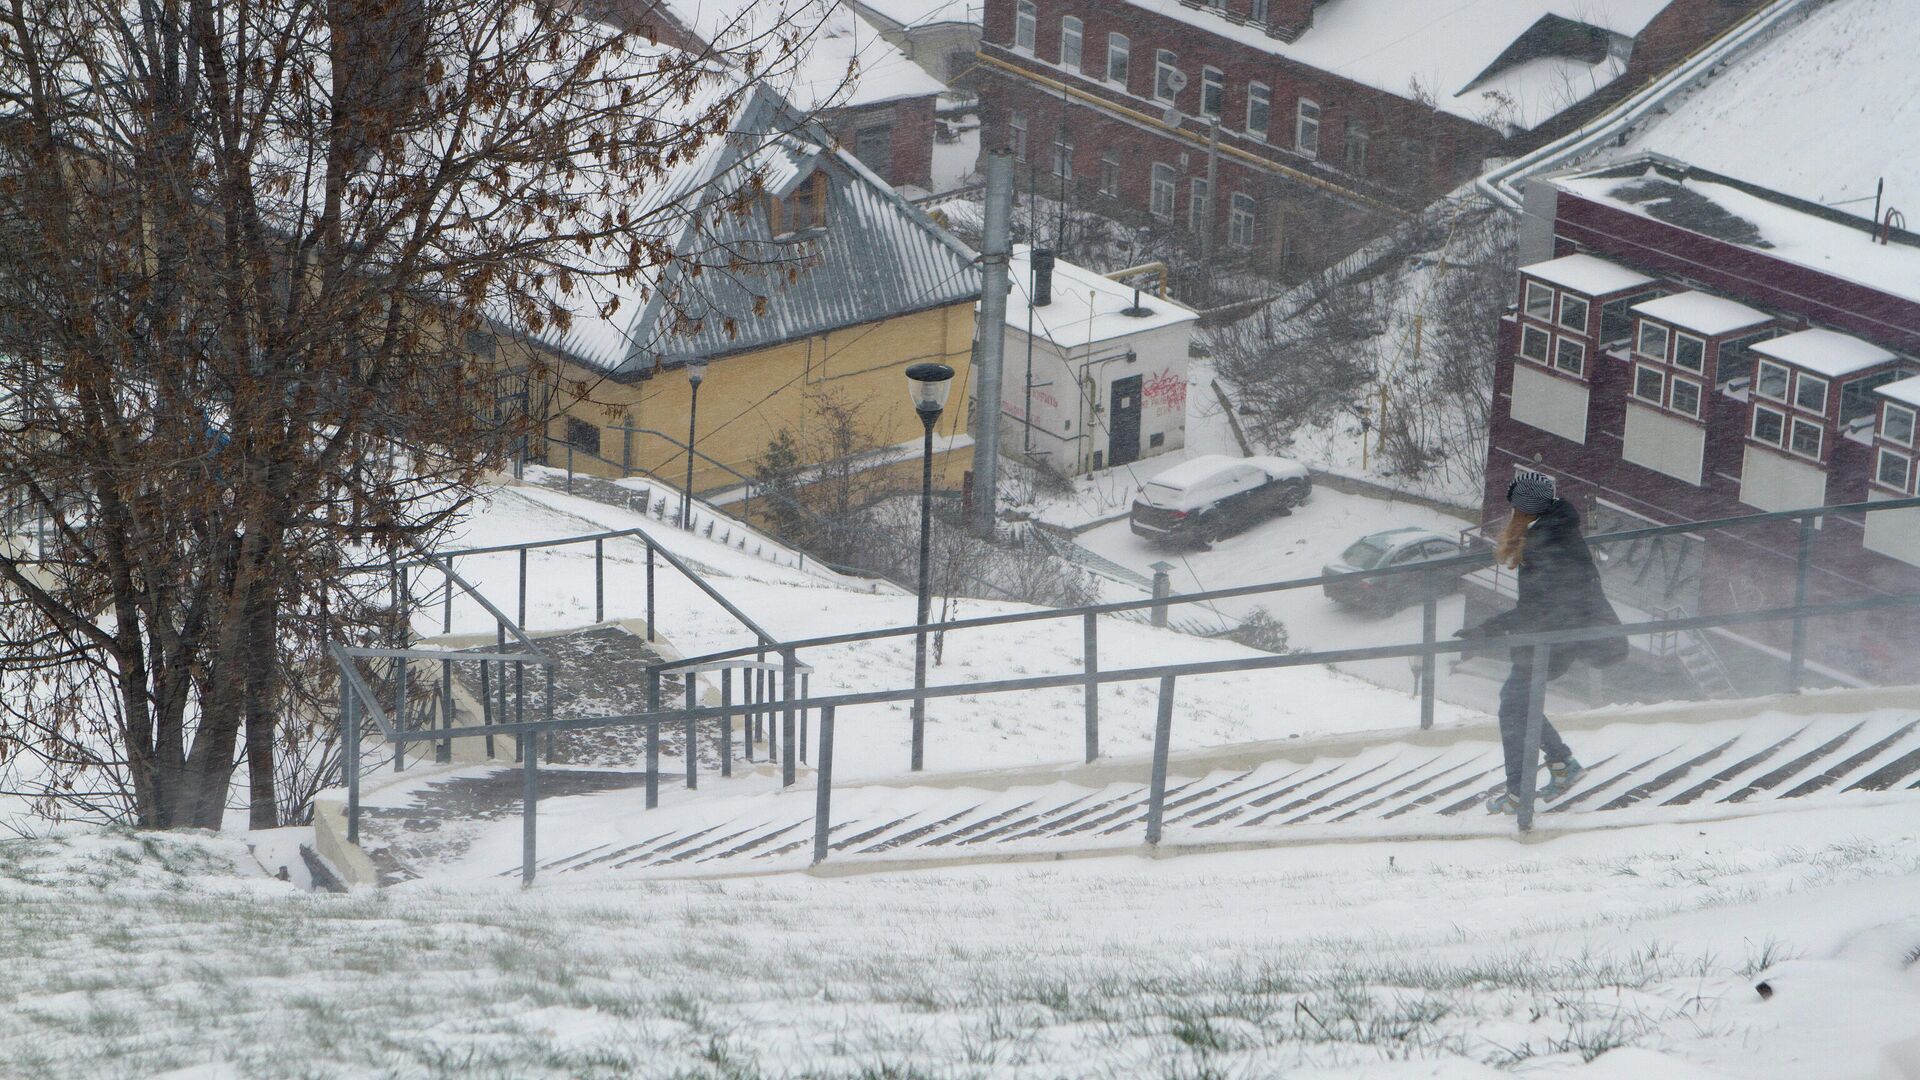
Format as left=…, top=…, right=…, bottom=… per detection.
left=904, top=362, right=955, bottom=417
left=685, top=358, right=708, bottom=388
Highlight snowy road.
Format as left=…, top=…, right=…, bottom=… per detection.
left=1075, top=485, right=1518, bottom=705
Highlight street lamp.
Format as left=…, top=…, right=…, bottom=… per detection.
left=904, top=361, right=954, bottom=772
left=682, top=358, right=708, bottom=529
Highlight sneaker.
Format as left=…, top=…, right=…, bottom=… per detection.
left=1541, top=757, right=1585, bottom=801
left=1485, top=791, right=1518, bottom=815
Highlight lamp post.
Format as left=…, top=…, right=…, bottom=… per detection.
left=904, top=361, right=954, bottom=772
left=682, top=358, right=707, bottom=529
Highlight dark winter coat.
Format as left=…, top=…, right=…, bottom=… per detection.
left=1471, top=499, right=1628, bottom=667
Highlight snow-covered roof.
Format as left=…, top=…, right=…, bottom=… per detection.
left=658, top=0, right=946, bottom=108
left=1877, top=375, right=1920, bottom=409
left=1602, top=0, right=1920, bottom=211
left=1751, top=329, right=1897, bottom=379
left=1117, top=0, right=1673, bottom=131
left=503, top=81, right=979, bottom=373
left=1519, top=253, right=1655, bottom=297
left=1631, top=291, right=1770, bottom=337
left=853, top=0, right=980, bottom=30
left=1555, top=165, right=1920, bottom=308
left=1002, top=247, right=1198, bottom=350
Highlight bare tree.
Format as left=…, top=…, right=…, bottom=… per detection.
left=0, top=0, right=825, bottom=829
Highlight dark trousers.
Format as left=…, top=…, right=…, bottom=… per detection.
left=1497, top=645, right=1575, bottom=793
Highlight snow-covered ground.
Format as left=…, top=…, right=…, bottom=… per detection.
left=424, top=481, right=1475, bottom=782
left=5, top=810, right=1919, bottom=1078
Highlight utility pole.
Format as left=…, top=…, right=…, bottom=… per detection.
left=970, top=148, right=1014, bottom=539
left=1201, top=117, right=1220, bottom=288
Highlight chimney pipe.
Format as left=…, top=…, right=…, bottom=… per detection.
left=1032, top=248, right=1055, bottom=307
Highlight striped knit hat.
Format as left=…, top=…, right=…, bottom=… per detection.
left=1507, top=470, right=1558, bottom=514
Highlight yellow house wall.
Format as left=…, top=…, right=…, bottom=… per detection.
left=538, top=300, right=978, bottom=500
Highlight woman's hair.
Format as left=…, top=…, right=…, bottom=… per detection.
left=1495, top=509, right=1537, bottom=570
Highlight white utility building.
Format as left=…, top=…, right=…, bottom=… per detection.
left=996, top=247, right=1198, bottom=477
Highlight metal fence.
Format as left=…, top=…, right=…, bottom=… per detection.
left=338, top=492, right=1920, bottom=883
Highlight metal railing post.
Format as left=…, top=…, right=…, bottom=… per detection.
left=438, top=658, right=453, bottom=764
left=521, top=730, right=538, bottom=885
left=1145, top=676, right=1177, bottom=845
left=442, top=562, right=453, bottom=635
left=517, top=546, right=528, bottom=629
left=1516, top=645, right=1553, bottom=833
left=685, top=676, right=698, bottom=790
left=1788, top=515, right=1814, bottom=692
left=800, top=673, right=810, bottom=765
left=812, top=705, right=836, bottom=865
left=1083, top=613, right=1100, bottom=762
left=478, top=656, right=494, bottom=756
left=781, top=649, right=797, bottom=788
left=742, top=665, right=756, bottom=763
left=594, top=537, right=604, bottom=624
left=1150, top=563, right=1173, bottom=628
left=344, top=687, right=361, bottom=845
left=392, top=656, right=406, bottom=774
left=646, top=668, right=661, bottom=809
left=566, top=442, right=574, bottom=493
left=720, top=668, right=734, bottom=777
left=645, top=542, right=656, bottom=642
left=1420, top=590, right=1437, bottom=730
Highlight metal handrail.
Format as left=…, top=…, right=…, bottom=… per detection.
left=660, top=493, right=1920, bottom=670
left=401, top=591, right=1920, bottom=744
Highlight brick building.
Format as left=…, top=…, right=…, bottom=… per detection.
left=1476, top=156, right=1920, bottom=691
left=975, top=0, right=1759, bottom=275
left=609, top=0, right=947, bottom=189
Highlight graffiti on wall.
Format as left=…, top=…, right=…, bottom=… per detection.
left=1142, top=368, right=1185, bottom=414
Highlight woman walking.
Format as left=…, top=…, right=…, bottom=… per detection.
left=1460, top=471, right=1626, bottom=814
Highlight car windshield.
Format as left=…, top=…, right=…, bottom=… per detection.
left=1339, top=538, right=1392, bottom=569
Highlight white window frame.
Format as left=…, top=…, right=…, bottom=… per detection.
left=1014, top=0, right=1036, bottom=52
left=1751, top=405, right=1786, bottom=447
left=1519, top=324, right=1550, bottom=363
left=1636, top=320, right=1669, bottom=361
left=1633, top=363, right=1664, bottom=404
left=1885, top=402, right=1917, bottom=446
left=1878, top=447, right=1913, bottom=493
left=1149, top=163, right=1175, bottom=220
left=1524, top=281, right=1554, bottom=322
left=1789, top=416, right=1823, bottom=460
left=1555, top=336, right=1585, bottom=377
left=1345, top=119, right=1368, bottom=173
left=1106, top=33, right=1129, bottom=86
left=1669, top=376, right=1702, bottom=418
left=1295, top=98, right=1320, bottom=157
left=1249, top=0, right=1269, bottom=20
left=1201, top=66, right=1224, bottom=117
left=1059, top=16, right=1082, bottom=71
left=1794, top=373, right=1829, bottom=415
left=1098, top=155, right=1120, bottom=197
left=1009, top=110, right=1027, bottom=162
left=1052, top=134, right=1073, bottom=180
left=1755, top=359, right=1790, bottom=401
left=1228, top=193, right=1256, bottom=249
left=1246, top=82, right=1270, bottom=139
left=1188, top=177, right=1210, bottom=232
left=1557, top=293, right=1589, bottom=335
left=1154, top=49, right=1180, bottom=103
left=1673, top=332, right=1706, bottom=373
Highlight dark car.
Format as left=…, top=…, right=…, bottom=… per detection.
left=1129, top=455, right=1312, bottom=546
left=1321, top=527, right=1468, bottom=612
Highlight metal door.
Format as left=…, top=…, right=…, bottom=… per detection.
left=1108, top=374, right=1142, bottom=467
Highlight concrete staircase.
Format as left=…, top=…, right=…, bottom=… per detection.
left=505, top=694, right=1920, bottom=880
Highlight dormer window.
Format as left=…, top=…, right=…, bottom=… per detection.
left=770, top=171, right=828, bottom=237
left=1886, top=402, right=1916, bottom=446
left=1636, top=320, right=1668, bottom=361
left=1754, top=360, right=1789, bottom=400
left=1557, top=294, right=1588, bottom=334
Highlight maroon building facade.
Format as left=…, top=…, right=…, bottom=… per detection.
left=976, top=0, right=1760, bottom=277
left=1478, top=157, right=1920, bottom=691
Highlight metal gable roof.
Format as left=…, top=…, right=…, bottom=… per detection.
left=615, top=87, right=980, bottom=374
